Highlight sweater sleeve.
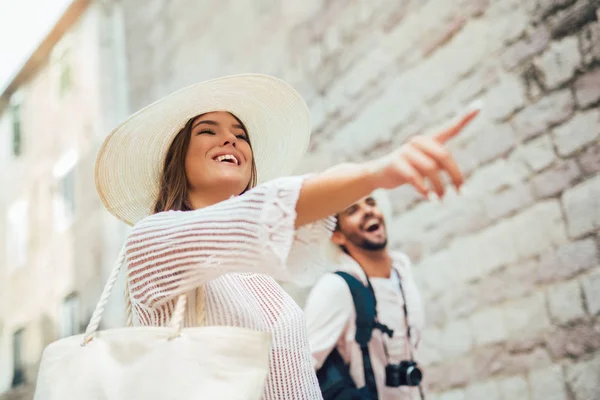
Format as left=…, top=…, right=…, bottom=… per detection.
left=126, top=175, right=335, bottom=309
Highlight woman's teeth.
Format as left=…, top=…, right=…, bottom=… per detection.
left=214, top=154, right=239, bottom=165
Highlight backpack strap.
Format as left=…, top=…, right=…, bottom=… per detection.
left=334, top=271, right=382, bottom=400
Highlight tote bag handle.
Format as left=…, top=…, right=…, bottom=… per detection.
left=82, top=244, right=193, bottom=345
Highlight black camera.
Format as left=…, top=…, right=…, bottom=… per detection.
left=385, top=361, right=422, bottom=387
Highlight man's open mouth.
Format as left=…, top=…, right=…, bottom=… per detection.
left=363, top=219, right=383, bottom=232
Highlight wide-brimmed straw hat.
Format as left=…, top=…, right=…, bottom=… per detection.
left=95, top=74, right=311, bottom=226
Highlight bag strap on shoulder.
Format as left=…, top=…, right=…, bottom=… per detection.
left=334, top=271, right=383, bottom=399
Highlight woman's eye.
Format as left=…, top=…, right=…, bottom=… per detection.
left=197, top=129, right=215, bottom=135
left=236, top=134, right=248, bottom=141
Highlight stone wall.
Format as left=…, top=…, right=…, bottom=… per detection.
left=121, top=0, right=600, bottom=398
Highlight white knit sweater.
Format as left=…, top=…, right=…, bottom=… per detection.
left=125, top=175, right=334, bottom=400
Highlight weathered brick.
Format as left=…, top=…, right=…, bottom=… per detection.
left=574, top=67, right=600, bottom=107
left=468, top=344, right=503, bottom=378
left=534, top=36, right=581, bottom=89
left=441, top=319, right=474, bottom=357
left=562, top=174, right=600, bottom=237
left=464, top=380, right=501, bottom=400
left=546, top=279, right=587, bottom=325
left=514, top=134, right=557, bottom=172
left=415, top=248, right=460, bottom=297
left=537, top=238, right=600, bottom=283
left=527, top=0, right=576, bottom=21
left=512, top=90, right=575, bottom=141
left=511, top=201, right=569, bottom=260
left=453, top=63, right=499, bottom=103
left=474, top=261, right=538, bottom=307
left=419, top=327, right=444, bottom=365
left=387, top=185, right=424, bottom=214
left=549, top=0, right=600, bottom=39
left=439, top=283, right=480, bottom=321
left=503, top=292, right=552, bottom=338
left=461, top=0, right=491, bottom=17
left=420, top=16, right=467, bottom=58
left=394, top=194, right=490, bottom=258
left=496, top=347, right=553, bottom=377
left=502, top=25, right=551, bottom=70
left=466, top=157, right=530, bottom=194
left=522, top=63, right=545, bottom=101
left=447, top=122, right=516, bottom=183
left=417, top=201, right=490, bottom=256
left=531, top=159, right=581, bottom=198
left=438, top=389, right=467, bottom=400
left=427, top=393, right=442, bottom=400
left=498, top=375, right=530, bottom=400
left=581, top=268, right=600, bottom=315
left=483, top=183, right=536, bottom=221
left=486, top=1, right=530, bottom=42
left=552, top=109, right=600, bottom=157
left=426, top=355, right=476, bottom=390
left=424, top=298, right=447, bottom=327
left=565, top=352, right=600, bottom=400
left=449, top=201, right=567, bottom=283
left=469, top=306, right=508, bottom=345
left=506, top=334, right=547, bottom=353
left=483, top=75, right=527, bottom=121
left=577, top=141, right=600, bottom=175
left=580, top=20, right=600, bottom=65
left=529, top=365, right=568, bottom=400
left=545, top=321, right=600, bottom=358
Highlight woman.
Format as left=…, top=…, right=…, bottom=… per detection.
left=95, top=74, right=478, bottom=399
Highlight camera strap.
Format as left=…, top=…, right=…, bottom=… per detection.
left=393, top=269, right=426, bottom=400
left=366, top=268, right=426, bottom=400
left=393, top=269, right=415, bottom=361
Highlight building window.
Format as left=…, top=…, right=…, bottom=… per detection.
left=12, top=329, right=25, bottom=387
left=60, top=293, right=80, bottom=337
left=58, top=49, right=72, bottom=98
left=10, top=102, right=22, bottom=157
left=51, top=41, right=73, bottom=100
left=6, top=200, right=28, bottom=269
left=53, top=150, right=78, bottom=231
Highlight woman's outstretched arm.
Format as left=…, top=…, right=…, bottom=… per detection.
left=295, top=108, right=479, bottom=228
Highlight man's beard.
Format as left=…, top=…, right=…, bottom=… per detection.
left=347, top=233, right=388, bottom=251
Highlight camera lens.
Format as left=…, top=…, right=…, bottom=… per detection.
left=405, top=365, right=422, bottom=386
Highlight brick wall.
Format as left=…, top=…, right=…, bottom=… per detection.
left=121, top=0, right=600, bottom=398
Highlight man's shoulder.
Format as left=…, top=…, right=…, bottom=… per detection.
left=316, top=270, right=355, bottom=288
left=305, top=272, right=355, bottom=314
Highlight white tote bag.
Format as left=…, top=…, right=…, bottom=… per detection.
left=34, top=247, right=272, bottom=400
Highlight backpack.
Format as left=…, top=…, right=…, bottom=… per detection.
left=316, top=271, right=393, bottom=400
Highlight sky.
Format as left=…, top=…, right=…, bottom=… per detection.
left=0, top=0, right=72, bottom=93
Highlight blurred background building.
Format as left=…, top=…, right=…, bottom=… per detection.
left=0, top=0, right=599, bottom=399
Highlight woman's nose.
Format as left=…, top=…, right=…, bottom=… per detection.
left=221, top=132, right=237, bottom=147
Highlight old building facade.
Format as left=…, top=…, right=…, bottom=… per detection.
left=0, top=1, right=130, bottom=398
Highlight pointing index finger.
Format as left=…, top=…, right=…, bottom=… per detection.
left=434, top=107, right=481, bottom=144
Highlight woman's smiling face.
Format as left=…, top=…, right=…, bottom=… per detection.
left=185, top=111, right=254, bottom=195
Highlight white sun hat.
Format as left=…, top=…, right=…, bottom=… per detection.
left=95, top=74, right=311, bottom=226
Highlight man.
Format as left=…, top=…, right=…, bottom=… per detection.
left=304, top=190, right=425, bottom=400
